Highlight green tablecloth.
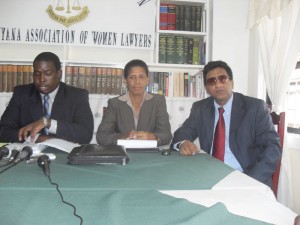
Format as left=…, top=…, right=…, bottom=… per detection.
left=0, top=149, right=272, bottom=225
left=1, top=149, right=233, bottom=190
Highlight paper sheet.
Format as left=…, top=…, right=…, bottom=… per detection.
left=117, top=139, right=157, bottom=148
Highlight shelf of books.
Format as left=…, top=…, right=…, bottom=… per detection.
left=156, top=0, right=208, bottom=67
left=0, top=62, right=33, bottom=93
left=0, top=61, right=205, bottom=100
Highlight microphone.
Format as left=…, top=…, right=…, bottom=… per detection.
left=13, top=146, right=33, bottom=164
left=8, top=149, right=20, bottom=163
left=26, top=153, right=56, bottom=164
left=0, top=146, right=9, bottom=160
left=37, top=154, right=51, bottom=176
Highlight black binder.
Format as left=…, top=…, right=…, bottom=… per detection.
left=67, top=144, right=129, bottom=165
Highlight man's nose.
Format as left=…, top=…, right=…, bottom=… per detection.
left=39, top=73, right=46, bottom=82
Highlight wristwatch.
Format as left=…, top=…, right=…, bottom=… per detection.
left=42, top=117, right=51, bottom=129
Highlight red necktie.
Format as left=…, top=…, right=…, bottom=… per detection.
left=212, top=107, right=225, bottom=161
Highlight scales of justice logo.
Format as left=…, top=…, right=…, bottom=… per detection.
left=46, top=0, right=90, bottom=27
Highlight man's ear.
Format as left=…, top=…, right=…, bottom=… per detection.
left=58, top=69, right=63, bottom=80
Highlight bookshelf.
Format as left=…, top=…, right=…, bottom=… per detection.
left=155, top=0, right=209, bottom=66
left=0, top=0, right=210, bottom=143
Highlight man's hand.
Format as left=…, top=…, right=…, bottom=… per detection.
left=18, top=118, right=45, bottom=142
left=179, top=140, right=200, bottom=156
left=36, top=134, right=54, bottom=143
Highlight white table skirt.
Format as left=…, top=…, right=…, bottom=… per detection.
left=161, top=170, right=297, bottom=225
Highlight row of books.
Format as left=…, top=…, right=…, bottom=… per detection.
left=65, top=66, right=124, bottom=95
left=159, top=34, right=206, bottom=65
left=0, top=64, right=33, bottom=92
left=147, top=71, right=205, bottom=98
left=160, top=3, right=206, bottom=32
left=0, top=63, right=205, bottom=99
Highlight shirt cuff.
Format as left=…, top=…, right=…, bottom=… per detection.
left=173, top=140, right=186, bottom=151
left=48, top=119, right=57, bottom=134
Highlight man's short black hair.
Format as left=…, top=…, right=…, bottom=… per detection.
left=123, top=59, right=149, bottom=79
left=203, top=60, right=233, bottom=85
left=33, top=52, right=61, bottom=71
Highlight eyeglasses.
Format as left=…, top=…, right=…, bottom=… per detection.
left=206, top=75, right=229, bottom=86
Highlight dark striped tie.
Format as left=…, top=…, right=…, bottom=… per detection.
left=43, top=94, right=50, bottom=135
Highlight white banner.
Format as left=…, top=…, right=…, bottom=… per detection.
left=0, top=0, right=156, bottom=49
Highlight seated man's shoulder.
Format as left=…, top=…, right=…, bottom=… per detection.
left=235, top=92, right=265, bottom=105
left=64, top=83, right=89, bottom=96
left=235, top=92, right=269, bottom=111
left=13, top=83, right=35, bottom=95
left=153, top=93, right=166, bottom=100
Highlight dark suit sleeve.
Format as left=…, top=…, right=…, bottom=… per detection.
left=152, top=95, right=172, bottom=145
left=0, top=90, right=23, bottom=142
left=170, top=102, right=201, bottom=148
left=96, top=98, right=121, bottom=145
left=240, top=100, right=281, bottom=186
left=0, top=85, right=43, bottom=143
left=54, top=88, right=94, bottom=144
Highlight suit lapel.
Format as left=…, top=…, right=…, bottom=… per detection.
left=230, top=93, right=245, bottom=135
left=137, top=99, right=152, bottom=130
left=29, top=87, right=43, bottom=119
left=51, top=83, right=65, bottom=118
left=204, top=99, right=215, bottom=148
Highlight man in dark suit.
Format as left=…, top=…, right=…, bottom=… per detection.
left=0, top=52, right=94, bottom=144
left=170, top=60, right=281, bottom=188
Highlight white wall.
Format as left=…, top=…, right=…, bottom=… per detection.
left=212, top=0, right=250, bottom=96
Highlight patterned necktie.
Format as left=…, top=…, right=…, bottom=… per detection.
left=43, top=94, right=50, bottom=135
left=212, top=107, right=225, bottom=161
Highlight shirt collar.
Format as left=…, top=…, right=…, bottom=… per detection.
left=214, top=92, right=233, bottom=114
left=41, top=84, right=60, bottom=101
left=118, top=91, right=153, bottom=102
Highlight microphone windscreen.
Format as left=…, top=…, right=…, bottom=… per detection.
left=8, top=149, right=20, bottom=163
left=37, top=154, right=51, bottom=176
left=0, top=147, right=9, bottom=160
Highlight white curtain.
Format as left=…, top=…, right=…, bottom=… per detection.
left=247, top=0, right=300, bottom=208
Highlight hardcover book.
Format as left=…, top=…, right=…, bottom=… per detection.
left=166, top=35, right=176, bottom=64
left=111, top=68, right=117, bottom=95
left=28, top=65, right=33, bottom=84
left=187, top=38, right=194, bottom=64
left=159, top=3, right=168, bottom=30
left=11, top=65, right=17, bottom=91
left=115, top=68, right=123, bottom=95
left=184, top=5, right=192, bottom=31
left=175, top=35, right=184, bottom=64
left=90, top=67, right=97, bottom=94
left=195, top=5, right=202, bottom=32
left=84, top=66, right=92, bottom=92
left=72, top=66, right=79, bottom=88
left=96, top=67, right=102, bottom=94
left=159, top=34, right=167, bottom=63
left=17, top=65, right=23, bottom=86
left=106, top=67, right=112, bottom=95
left=167, top=4, right=176, bottom=30
left=78, top=66, right=86, bottom=89
left=184, top=72, right=189, bottom=97
left=65, top=65, right=73, bottom=86
left=6, top=64, right=13, bottom=92
left=22, top=65, right=29, bottom=85
left=192, top=38, right=200, bottom=65
left=101, top=67, right=107, bottom=94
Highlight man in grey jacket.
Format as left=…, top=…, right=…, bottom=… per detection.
left=170, top=60, right=281, bottom=188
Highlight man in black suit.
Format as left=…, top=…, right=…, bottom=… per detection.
left=170, top=60, right=281, bottom=188
left=0, top=52, right=94, bottom=144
